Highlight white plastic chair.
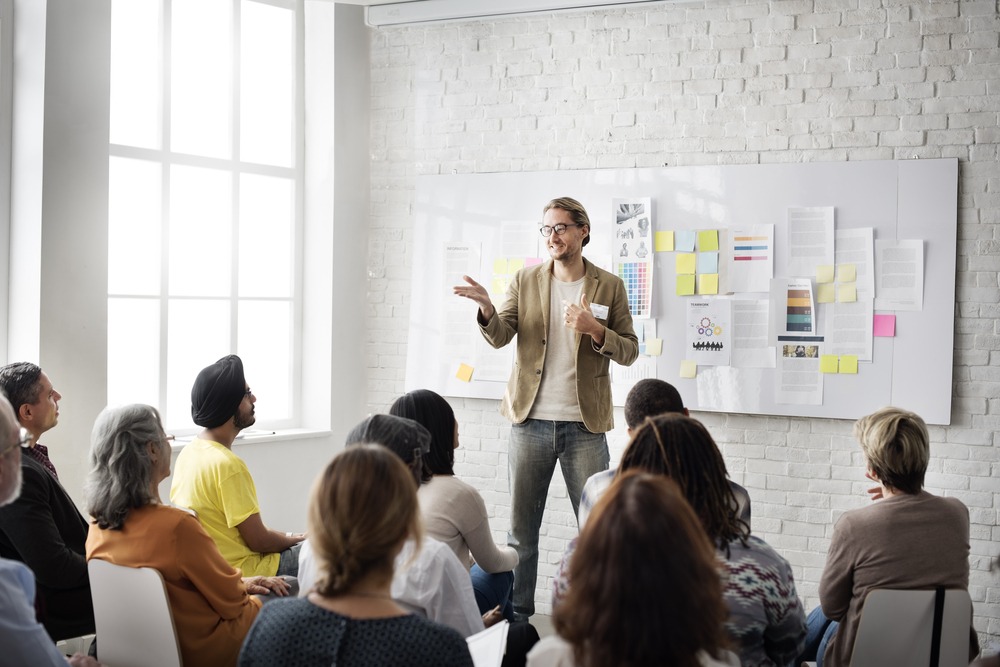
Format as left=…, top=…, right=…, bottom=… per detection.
left=803, top=588, right=973, bottom=667
left=88, top=558, right=183, bottom=667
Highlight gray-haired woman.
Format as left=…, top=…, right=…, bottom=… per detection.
left=85, top=404, right=288, bottom=667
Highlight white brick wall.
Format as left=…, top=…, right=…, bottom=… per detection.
left=367, top=0, right=1000, bottom=645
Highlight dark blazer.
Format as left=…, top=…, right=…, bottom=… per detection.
left=480, top=258, right=638, bottom=433
left=0, top=453, right=94, bottom=640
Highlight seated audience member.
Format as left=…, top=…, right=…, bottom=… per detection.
left=577, top=378, right=750, bottom=529
left=86, top=404, right=288, bottom=667
left=528, top=471, right=739, bottom=667
left=298, top=414, right=486, bottom=638
left=798, top=406, right=977, bottom=667
left=554, top=414, right=805, bottom=666
left=0, top=362, right=95, bottom=640
left=0, top=394, right=101, bottom=666
left=238, top=445, right=474, bottom=667
left=390, top=389, right=518, bottom=620
left=170, top=355, right=304, bottom=578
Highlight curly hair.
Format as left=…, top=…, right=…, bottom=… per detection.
left=620, top=413, right=748, bottom=552
left=623, top=378, right=686, bottom=429
left=86, top=404, right=169, bottom=530
left=554, top=471, right=730, bottom=667
left=308, top=444, right=421, bottom=597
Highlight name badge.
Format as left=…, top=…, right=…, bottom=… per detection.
left=590, top=303, right=610, bottom=320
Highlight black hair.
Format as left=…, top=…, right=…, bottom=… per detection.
left=389, top=389, right=456, bottom=477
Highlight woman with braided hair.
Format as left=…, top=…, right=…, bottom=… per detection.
left=238, top=444, right=473, bottom=667
left=553, top=413, right=806, bottom=667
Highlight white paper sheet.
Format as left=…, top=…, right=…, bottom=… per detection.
left=726, top=224, right=773, bottom=294
left=730, top=298, right=776, bottom=368
left=686, top=300, right=732, bottom=366
left=834, top=227, right=875, bottom=301
left=786, top=206, right=835, bottom=278
left=467, top=621, right=510, bottom=667
left=825, top=299, right=873, bottom=361
left=874, top=239, right=924, bottom=311
left=775, top=344, right=823, bottom=405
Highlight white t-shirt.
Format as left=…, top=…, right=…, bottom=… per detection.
left=528, top=276, right=585, bottom=422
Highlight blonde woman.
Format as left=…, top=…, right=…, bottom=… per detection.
left=238, top=445, right=473, bottom=666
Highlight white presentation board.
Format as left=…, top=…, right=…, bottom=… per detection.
left=405, top=159, right=957, bottom=425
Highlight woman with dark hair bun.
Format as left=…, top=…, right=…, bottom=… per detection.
left=390, top=389, right=518, bottom=621
left=528, top=471, right=738, bottom=667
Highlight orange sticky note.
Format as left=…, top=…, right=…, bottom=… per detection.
left=820, top=355, right=839, bottom=373
left=456, top=363, right=474, bottom=382
left=680, top=360, right=697, bottom=378
left=676, top=274, right=696, bottom=296
left=654, top=231, right=674, bottom=252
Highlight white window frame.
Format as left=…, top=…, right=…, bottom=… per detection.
left=108, top=0, right=306, bottom=434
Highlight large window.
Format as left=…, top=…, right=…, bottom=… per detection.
left=108, top=0, right=303, bottom=432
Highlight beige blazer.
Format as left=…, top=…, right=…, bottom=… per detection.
left=479, top=258, right=638, bottom=433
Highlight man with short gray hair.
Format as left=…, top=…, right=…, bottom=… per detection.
left=0, top=394, right=100, bottom=666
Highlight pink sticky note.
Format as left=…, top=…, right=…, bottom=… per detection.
left=873, top=314, right=896, bottom=337
left=524, top=257, right=543, bottom=267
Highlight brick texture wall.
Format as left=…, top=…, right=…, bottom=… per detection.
left=367, top=0, right=1000, bottom=645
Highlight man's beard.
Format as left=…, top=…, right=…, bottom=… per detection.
left=233, top=409, right=256, bottom=431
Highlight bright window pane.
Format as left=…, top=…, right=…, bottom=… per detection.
left=240, top=1, right=294, bottom=167
left=107, top=298, right=161, bottom=407
left=109, top=157, right=161, bottom=295
left=166, top=299, right=230, bottom=430
left=171, top=0, right=230, bottom=158
left=168, top=165, right=231, bottom=296
left=238, top=300, right=292, bottom=420
left=110, top=0, right=160, bottom=148
left=239, top=174, right=293, bottom=297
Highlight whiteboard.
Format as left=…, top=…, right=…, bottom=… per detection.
left=405, top=159, right=957, bottom=425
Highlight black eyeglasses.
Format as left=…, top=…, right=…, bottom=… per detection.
left=539, top=223, right=585, bottom=237
left=0, top=427, right=34, bottom=456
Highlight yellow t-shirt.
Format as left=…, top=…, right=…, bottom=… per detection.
left=169, top=438, right=279, bottom=577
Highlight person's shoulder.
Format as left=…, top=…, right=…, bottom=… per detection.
left=735, top=535, right=794, bottom=570
left=926, top=492, right=969, bottom=518
left=402, top=613, right=467, bottom=643
left=527, top=635, right=576, bottom=666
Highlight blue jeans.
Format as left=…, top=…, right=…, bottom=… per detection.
left=507, top=419, right=609, bottom=618
left=471, top=563, right=514, bottom=622
left=798, top=606, right=839, bottom=667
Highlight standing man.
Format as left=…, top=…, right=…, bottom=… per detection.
left=170, top=355, right=304, bottom=578
left=0, top=362, right=94, bottom=641
left=454, top=197, right=638, bottom=619
left=0, top=394, right=100, bottom=667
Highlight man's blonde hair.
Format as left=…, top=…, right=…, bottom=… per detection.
left=854, top=406, right=930, bottom=494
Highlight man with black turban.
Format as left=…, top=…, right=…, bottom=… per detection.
left=170, top=355, right=304, bottom=578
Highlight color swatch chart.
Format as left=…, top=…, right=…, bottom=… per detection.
left=786, top=287, right=813, bottom=333
left=618, top=262, right=651, bottom=318
left=732, top=234, right=770, bottom=261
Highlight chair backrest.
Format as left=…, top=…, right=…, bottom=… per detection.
left=851, top=588, right=972, bottom=667
left=88, top=558, right=184, bottom=667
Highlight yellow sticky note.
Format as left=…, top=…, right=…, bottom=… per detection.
left=679, top=360, right=697, bottom=378
left=492, top=258, right=508, bottom=275
left=676, top=274, right=696, bottom=296
left=698, top=230, right=719, bottom=251
left=837, top=284, right=857, bottom=303
left=646, top=338, right=663, bottom=356
left=456, top=363, right=474, bottom=382
left=509, top=258, right=525, bottom=273
left=654, top=231, right=674, bottom=252
left=491, top=278, right=506, bottom=295
left=698, top=273, right=719, bottom=295
left=675, top=253, right=697, bottom=274
left=817, top=283, right=835, bottom=303
left=837, top=264, right=857, bottom=283
left=839, top=355, right=858, bottom=374
left=820, top=355, right=839, bottom=374
left=816, top=265, right=835, bottom=284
